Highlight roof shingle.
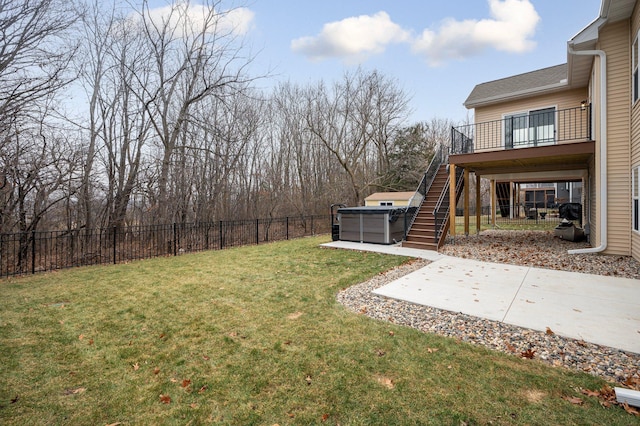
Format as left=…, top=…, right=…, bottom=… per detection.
left=464, top=64, right=568, bottom=108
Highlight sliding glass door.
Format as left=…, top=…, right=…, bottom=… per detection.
left=505, top=107, right=555, bottom=149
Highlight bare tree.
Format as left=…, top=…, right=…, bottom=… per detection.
left=0, top=0, right=78, bottom=132
left=0, top=0, right=79, bottom=234
left=304, top=69, right=409, bottom=205
left=131, top=0, right=256, bottom=223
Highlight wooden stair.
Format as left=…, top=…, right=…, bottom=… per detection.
left=496, top=182, right=510, bottom=217
left=403, top=165, right=449, bottom=251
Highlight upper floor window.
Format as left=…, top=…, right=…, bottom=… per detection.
left=633, top=35, right=639, bottom=103
left=379, top=201, right=393, bottom=206
left=504, top=107, right=555, bottom=149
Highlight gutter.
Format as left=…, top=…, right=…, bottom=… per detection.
left=566, top=44, right=607, bottom=255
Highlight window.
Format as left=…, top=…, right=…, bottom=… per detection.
left=504, top=107, right=555, bottom=149
left=379, top=201, right=393, bottom=206
left=633, top=167, right=639, bottom=232
left=634, top=35, right=639, bottom=103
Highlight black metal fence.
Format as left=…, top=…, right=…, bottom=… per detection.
left=454, top=204, right=576, bottom=229
left=0, top=215, right=330, bottom=277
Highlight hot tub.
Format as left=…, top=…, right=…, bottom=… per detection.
left=337, top=206, right=414, bottom=245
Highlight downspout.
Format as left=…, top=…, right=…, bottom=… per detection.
left=566, top=45, right=607, bottom=254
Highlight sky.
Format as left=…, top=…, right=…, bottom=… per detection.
left=147, top=0, right=604, bottom=125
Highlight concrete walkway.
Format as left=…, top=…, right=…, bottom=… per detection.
left=322, top=241, right=640, bottom=354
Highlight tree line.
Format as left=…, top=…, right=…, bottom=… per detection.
left=0, top=0, right=452, bottom=235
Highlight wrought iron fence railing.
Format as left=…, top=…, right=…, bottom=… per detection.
left=0, top=215, right=330, bottom=277
left=451, top=105, right=591, bottom=154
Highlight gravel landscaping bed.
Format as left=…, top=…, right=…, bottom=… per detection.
left=337, top=230, right=640, bottom=386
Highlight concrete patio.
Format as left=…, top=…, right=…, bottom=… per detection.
left=322, top=241, right=640, bottom=354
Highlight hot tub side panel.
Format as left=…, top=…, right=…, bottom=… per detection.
left=339, top=213, right=362, bottom=242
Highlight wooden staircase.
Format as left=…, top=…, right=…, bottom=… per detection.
left=496, top=182, right=510, bottom=217
left=403, top=165, right=450, bottom=251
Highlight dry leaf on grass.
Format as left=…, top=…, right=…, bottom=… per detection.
left=582, top=385, right=640, bottom=416
left=623, top=403, right=640, bottom=416
left=132, top=362, right=139, bottom=371
left=287, top=311, right=303, bottom=320
left=159, top=394, right=171, bottom=404
left=375, top=376, right=395, bottom=389
left=562, top=396, right=583, bottom=405
left=63, top=387, right=86, bottom=395
left=181, top=379, right=191, bottom=388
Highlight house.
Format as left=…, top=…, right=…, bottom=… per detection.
left=404, top=0, right=640, bottom=263
left=364, top=191, right=418, bottom=207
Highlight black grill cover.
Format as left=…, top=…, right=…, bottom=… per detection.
left=558, top=203, right=582, bottom=221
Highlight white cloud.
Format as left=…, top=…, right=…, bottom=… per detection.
left=412, top=0, right=540, bottom=66
left=144, top=2, right=255, bottom=37
left=290, top=11, right=410, bottom=63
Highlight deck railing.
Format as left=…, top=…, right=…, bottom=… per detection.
left=451, top=105, right=591, bottom=154
left=403, top=143, right=448, bottom=239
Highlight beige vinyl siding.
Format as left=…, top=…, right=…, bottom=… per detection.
left=473, top=89, right=589, bottom=152
left=475, top=89, right=588, bottom=123
left=632, top=1, right=640, bottom=262
left=598, top=20, right=632, bottom=255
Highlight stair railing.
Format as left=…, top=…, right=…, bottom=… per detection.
left=403, top=143, right=448, bottom=239
left=433, top=166, right=464, bottom=246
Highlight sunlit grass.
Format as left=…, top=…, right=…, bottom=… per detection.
left=0, top=236, right=631, bottom=425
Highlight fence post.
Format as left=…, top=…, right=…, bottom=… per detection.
left=173, top=223, right=177, bottom=256
left=255, top=219, right=259, bottom=245
left=219, top=220, right=223, bottom=249
left=404, top=210, right=408, bottom=240
left=31, top=230, right=36, bottom=274
left=286, top=217, right=289, bottom=240
left=113, top=227, right=117, bottom=264
left=311, top=216, right=314, bottom=235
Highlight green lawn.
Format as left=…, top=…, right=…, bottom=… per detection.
left=0, top=236, right=634, bottom=425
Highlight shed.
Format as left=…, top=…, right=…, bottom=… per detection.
left=364, top=191, right=416, bottom=207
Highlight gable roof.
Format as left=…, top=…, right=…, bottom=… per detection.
left=463, top=64, right=569, bottom=109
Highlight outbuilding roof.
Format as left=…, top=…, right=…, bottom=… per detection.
left=364, top=191, right=415, bottom=201
left=464, top=64, right=569, bottom=109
